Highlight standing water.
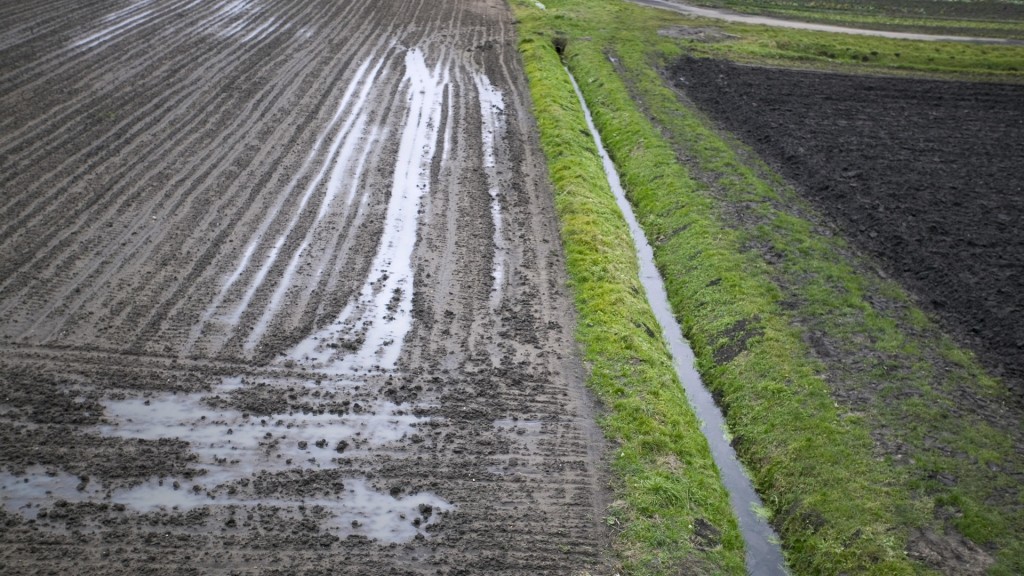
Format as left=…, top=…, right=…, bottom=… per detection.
left=567, top=68, right=789, bottom=575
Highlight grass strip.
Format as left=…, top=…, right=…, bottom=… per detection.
left=548, top=0, right=1024, bottom=81
left=690, top=0, right=1024, bottom=40
left=516, top=22, right=746, bottom=576
left=514, top=0, right=1023, bottom=574
left=559, top=39, right=916, bottom=575
left=610, top=25, right=1024, bottom=576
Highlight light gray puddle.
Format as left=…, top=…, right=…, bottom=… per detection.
left=97, top=379, right=425, bottom=460
left=0, top=377, right=451, bottom=543
left=474, top=71, right=508, bottom=309
left=568, top=67, right=789, bottom=575
left=189, top=53, right=388, bottom=355
left=0, top=467, right=448, bottom=543
left=289, top=48, right=449, bottom=373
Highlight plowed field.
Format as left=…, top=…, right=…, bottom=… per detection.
left=0, top=0, right=613, bottom=573
left=671, top=57, right=1024, bottom=395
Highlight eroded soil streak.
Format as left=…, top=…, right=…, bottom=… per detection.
left=0, top=0, right=612, bottom=573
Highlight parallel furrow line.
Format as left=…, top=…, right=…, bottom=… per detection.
left=0, top=0, right=102, bottom=51
left=0, top=0, right=203, bottom=134
left=30, top=21, right=338, bottom=343
left=169, top=0, right=387, bottom=353
left=0, top=0, right=325, bottom=288
left=128, top=0, right=400, bottom=353
left=0, top=0, right=274, bottom=161
left=4, top=0, right=342, bottom=332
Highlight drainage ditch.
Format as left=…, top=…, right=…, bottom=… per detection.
left=566, top=64, right=789, bottom=576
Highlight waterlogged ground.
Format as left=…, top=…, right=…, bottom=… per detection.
left=0, top=0, right=613, bottom=573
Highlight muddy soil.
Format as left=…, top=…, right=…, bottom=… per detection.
left=670, top=57, right=1024, bottom=397
left=0, top=0, right=614, bottom=573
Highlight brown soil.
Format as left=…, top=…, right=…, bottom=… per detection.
left=0, top=0, right=615, bottom=573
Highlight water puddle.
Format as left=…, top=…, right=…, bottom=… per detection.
left=216, top=0, right=257, bottom=19
left=241, top=16, right=283, bottom=44
left=233, top=57, right=383, bottom=349
left=190, top=51, right=389, bottom=354
left=100, top=0, right=158, bottom=23
left=0, top=468, right=449, bottom=543
left=474, top=72, right=508, bottom=308
left=98, top=380, right=424, bottom=463
left=216, top=1, right=264, bottom=40
left=567, top=67, right=789, bottom=575
left=242, top=112, right=377, bottom=352
left=72, top=8, right=156, bottom=49
left=0, top=467, right=89, bottom=519
left=0, top=378, right=450, bottom=543
left=288, top=48, right=450, bottom=373
left=70, top=0, right=211, bottom=51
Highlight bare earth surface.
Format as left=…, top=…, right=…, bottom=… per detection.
left=0, top=0, right=613, bottom=573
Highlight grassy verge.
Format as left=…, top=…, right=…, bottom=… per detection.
left=689, top=0, right=1024, bottom=40
left=694, top=25, right=1024, bottom=78
left=513, top=0, right=1024, bottom=574
left=565, top=1, right=1024, bottom=81
left=609, top=28, right=1024, bottom=576
left=516, top=21, right=746, bottom=576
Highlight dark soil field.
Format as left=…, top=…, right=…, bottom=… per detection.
left=670, top=57, right=1024, bottom=396
left=0, top=0, right=614, bottom=574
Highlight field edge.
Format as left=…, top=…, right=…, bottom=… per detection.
left=514, top=14, right=748, bottom=576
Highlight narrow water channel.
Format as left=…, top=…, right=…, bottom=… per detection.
left=567, top=68, right=789, bottom=575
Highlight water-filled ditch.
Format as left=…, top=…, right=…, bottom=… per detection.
left=567, top=66, right=789, bottom=575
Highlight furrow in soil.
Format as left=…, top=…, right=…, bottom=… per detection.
left=0, top=0, right=613, bottom=574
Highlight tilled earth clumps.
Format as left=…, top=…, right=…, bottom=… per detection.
left=0, top=0, right=613, bottom=573
left=671, top=57, right=1024, bottom=395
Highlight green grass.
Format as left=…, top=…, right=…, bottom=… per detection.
left=696, top=26, right=1024, bottom=77
left=518, top=25, right=746, bottom=576
left=513, top=0, right=1024, bottom=574
left=555, top=0, right=1024, bottom=80
left=690, top=0, right=1024, bottom=40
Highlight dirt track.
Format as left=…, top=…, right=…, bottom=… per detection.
left=629, top=0, right=1024, bottom=43
left=0, top=0, right=613, bottom=573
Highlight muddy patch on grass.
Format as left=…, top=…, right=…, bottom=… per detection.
left=658, top=26, right=737, bottom=43
left=908, top=527, right=995, bottom=576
